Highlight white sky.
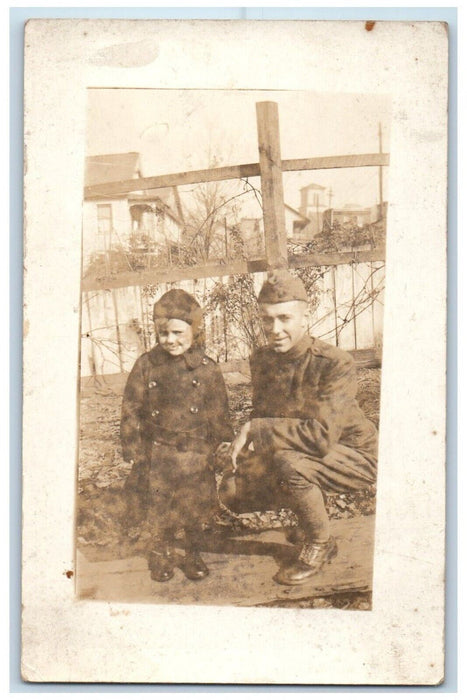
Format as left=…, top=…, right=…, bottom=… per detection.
left=86, top=88, right=391, bottom=216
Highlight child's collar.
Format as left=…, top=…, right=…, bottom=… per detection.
left=148, top=344, right=207, bottom=370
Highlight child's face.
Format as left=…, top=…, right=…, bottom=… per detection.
left=156, top=318, right=194, bottom=356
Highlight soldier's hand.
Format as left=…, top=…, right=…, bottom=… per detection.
left=229, top=422, right=252, bottom=472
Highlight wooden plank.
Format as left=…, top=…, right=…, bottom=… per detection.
left=256, top=102, right=288, bottom=267
left=84, top=153, right=390, bottom=198
left=77, top=515, right=375, bottom=606
left=85, top=291, right=122, bottom=375
left=290, top=247, right=386, bottom=267
left=81, top=291, right=96, bottom=378
left=334, top=264, right=356, bottom=350
left=82, top=251, right=386, bottom=292
left=371, top=261, right=386, bottom=350
left=309, top=268, right=337, bottom=346
left=351, top=348, right=380, bottom=368
left=354, top=262, right=377, bottom=349
left=81, top=259, right=267, bottom=292
left=284, top=152, right=389, bottom=172
left=84, top=163, right=261, bottom=199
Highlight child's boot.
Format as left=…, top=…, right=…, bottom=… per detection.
left=148, top=540, right=174, bottom=582
left=183, top=529, right=209, bottom=580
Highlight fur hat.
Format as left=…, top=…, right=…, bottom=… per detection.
left=153, top=289, right=203, bottom=328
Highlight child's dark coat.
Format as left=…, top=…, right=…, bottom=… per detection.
left=121, top=344, right=233, bottom=530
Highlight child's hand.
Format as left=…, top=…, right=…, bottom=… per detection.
left=212, top=442, right=232, bottom=471
left=229, top=422, right=252, bottom=472
left=215, top=442, right=231, bottom=457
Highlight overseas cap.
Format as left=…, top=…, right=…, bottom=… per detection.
left=153, top=289, right=203, bottom=327
left=257, top=270, right=308, bottom=304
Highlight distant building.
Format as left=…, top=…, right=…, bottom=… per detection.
left=82, top=152, right=184, bottom=267
left=323, top=201, right=387, bottom=230
left=239, top=203, right=311, bottom=258
left=323, top=204, right=372, bottom=229
left=285, top=204, right=311, bottom=243
left=296, top=183, right=328, bottom=238
left=239, top=218, right=263, bottom=258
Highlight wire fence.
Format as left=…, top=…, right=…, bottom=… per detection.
left=80, top=261, right=384, bottom=379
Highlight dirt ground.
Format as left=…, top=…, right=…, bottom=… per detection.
left=77, top=367, right=379, bottom=604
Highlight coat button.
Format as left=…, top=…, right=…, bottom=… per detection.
left=151, top=409, right=160, bottom=417
left=148, top=380, right=157, bottom=388
left=190, top=406, right=199, bottom=414
left=192, top=379, right=200, bottom=387
left=201, top=357, right=208, bottom=365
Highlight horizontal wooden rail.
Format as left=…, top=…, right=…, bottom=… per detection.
left=283, top=153, right=389, bottom=174
left=84, top=153, right=390, bottom=199
left=81, top=258, right=266, bottom=291
left=289, top=247, right=386, bottom=269
left=81, top=248, right=385, bottom=292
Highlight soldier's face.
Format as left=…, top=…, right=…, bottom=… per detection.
left=259, top=300, right=309, bottom=353
left=156, top=318, right=194, bottom=356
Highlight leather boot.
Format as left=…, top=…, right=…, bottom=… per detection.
left=148, top=543, right=174, bottom=583
left=183, top=550, right=209, bottom=580
left=284, top=526, right=306, bottom=545
left=274, top=537, right=338, bottom=586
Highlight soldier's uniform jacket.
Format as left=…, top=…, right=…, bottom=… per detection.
left=248, top=334, right=378, bottom=461
left=121, top=344, right=233, bottom=482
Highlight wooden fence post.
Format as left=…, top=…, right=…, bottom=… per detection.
left=256, top=102, right=288, bottom=268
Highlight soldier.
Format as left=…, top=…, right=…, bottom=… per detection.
left=222, top=270, right=378, bottom=585
left=121, top=289, right=233, bottom=583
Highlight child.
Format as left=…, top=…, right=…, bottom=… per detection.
left=121, top=288, right=233, bottom=582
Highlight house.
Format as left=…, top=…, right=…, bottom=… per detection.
left=82, top=152, right=184, bottom=270
left=285, top=204, right=311, bottom=243
left=239, top=204, right=311, bottom=257
left=295, top=183, right=328, bottom=238
left=323, top=203, right=372, bottom=229
left=323, top=201, right=387, bottom=230
left=239, top=218, right=263, bottom=258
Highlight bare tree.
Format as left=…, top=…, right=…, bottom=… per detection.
left=182, top=156, right=249, bottom=263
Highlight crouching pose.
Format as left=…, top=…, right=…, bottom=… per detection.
left=121, top=289, right=233, bottom=582
left=222, top=270, right=378, bottom=586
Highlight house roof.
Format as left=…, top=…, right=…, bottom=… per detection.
left=128, top=187, right=172, bottom=206
left=342, top=203, right=365, bottom=210
left=85, top=152, right=141, bottom=187
left=300, top=183, right=327, bottom=192
left=333, top=204, right=371, bottom=214
left=285, top=203, right=309, bottom=221
left=127, top=187, right=183, bottom=226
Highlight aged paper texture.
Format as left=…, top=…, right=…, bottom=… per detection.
left=23, top=19, right=447, bottom=683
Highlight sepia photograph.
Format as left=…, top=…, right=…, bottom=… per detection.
left=21, top=18, right=448, bottom=683
left=77, top=88, right=389, bottom=608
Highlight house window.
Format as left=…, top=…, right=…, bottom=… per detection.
left=96, top=204, right=112, bottom=253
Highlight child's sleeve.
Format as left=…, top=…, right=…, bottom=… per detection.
left=120, top=356, right=147, bottom=464
left=207, top=364, right=235, bottom=445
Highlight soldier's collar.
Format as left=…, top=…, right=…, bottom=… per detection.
left=148, top=344, right=207, bottom=369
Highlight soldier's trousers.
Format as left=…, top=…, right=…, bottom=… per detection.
left=220, top=445, right=377, bottom=542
